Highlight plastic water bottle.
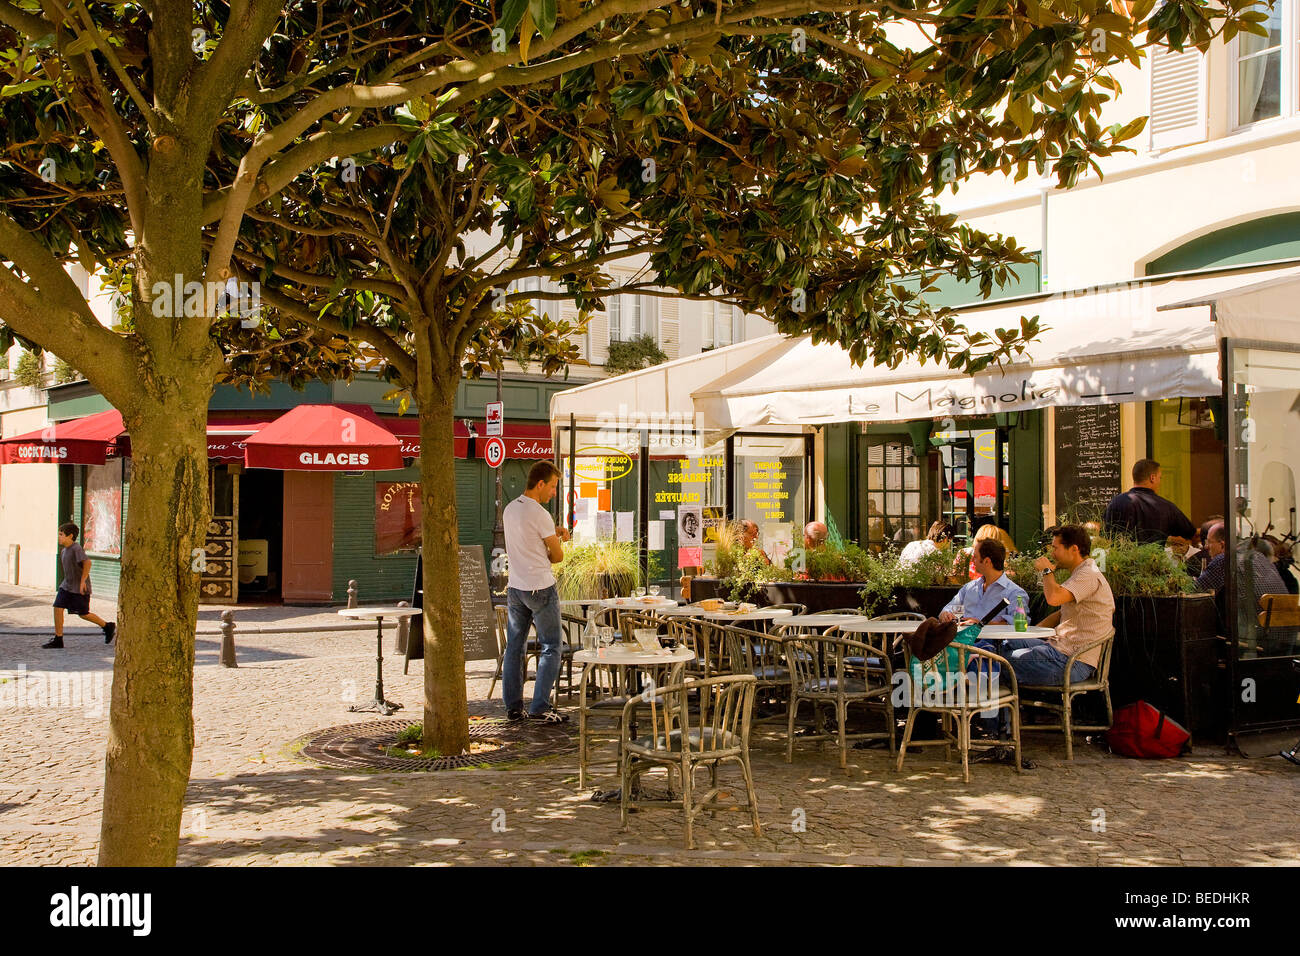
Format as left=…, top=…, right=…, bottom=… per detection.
left=1014, top=595, right=1028, bottom=633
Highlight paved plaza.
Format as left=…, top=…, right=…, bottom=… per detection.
left=1, top=583, right=1297, bottom=867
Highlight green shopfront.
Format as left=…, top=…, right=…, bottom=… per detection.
left=44, top=372, right=571, bottom=604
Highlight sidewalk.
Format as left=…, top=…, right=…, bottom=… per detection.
left=0, top=582, right=375, bottom=635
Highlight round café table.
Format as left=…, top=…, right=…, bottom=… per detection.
left=696, top=607, right=794, bottom=623
left=574, top=645, right=695, bottom=803
left=971, top=624, right=1056, bottom=641
left=338, top=606, right=422, bottom=716
left=836, top=618, right=924, bottom=636
left=599, top=596, right=681, bottom=610
left=778, top=612, right=870, bottom=630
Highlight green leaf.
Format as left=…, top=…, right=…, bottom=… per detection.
left=1006, top=97, right=1034, bottom=135
left=519, top=8, right=533, bottom=63
left=1, top=79, right=52, bottom=96
left=64, top=33, right=98, bottom=57
left=529, top=0, right=557, bottom=39
left=499, top=0, right=528, bottom=37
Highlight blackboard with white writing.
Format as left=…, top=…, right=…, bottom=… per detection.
left=1055, top=404, right=1122, bottom=517
left=405, top=545, right=498, bottom=670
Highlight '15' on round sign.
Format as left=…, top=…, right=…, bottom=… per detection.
left=484, top=436, right=506, bottom=468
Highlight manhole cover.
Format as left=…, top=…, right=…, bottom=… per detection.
left=296, top=715, right=574, bottom=771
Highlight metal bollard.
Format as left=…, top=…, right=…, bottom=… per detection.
left=219, top=610, right=238, bottom=668
left=395, top=600, right=411, bottom=654
left=347, top=580, right=358, bottom=608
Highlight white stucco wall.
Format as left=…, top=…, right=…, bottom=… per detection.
left=0, top=401, right=60, bottom=588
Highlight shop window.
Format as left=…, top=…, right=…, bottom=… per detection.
left=864, top=440, right=922, bottom=550
left=1226, top=345, right=1300, bottom=661
left=1148, top=397, right=1225, bottom=529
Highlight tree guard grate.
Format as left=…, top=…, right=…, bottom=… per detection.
left=296, top=715, right=574, bottom=772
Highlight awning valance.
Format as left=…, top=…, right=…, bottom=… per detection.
left=243, top=404, right=403, bottom=470
left=0, top=409, right=126, bottom=465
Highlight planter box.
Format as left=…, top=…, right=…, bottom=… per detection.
left=1108, top=592, right=1223, bottom=739
left=888, top=585, right=961, bottom=618
left=766, top=581, right=868, bottom=613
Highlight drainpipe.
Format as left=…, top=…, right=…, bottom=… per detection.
left=1039, top=187, right=1049, bottom=292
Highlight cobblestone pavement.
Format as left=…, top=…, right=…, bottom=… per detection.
left=2, top=594, right=1298, bottom=866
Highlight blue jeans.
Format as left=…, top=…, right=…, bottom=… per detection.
left=503, top=585, right=563, bottom=715
left=1000, top=637, right=1095, bottom=685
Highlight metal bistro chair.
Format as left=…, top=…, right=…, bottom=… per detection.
left=487, top=604, right=509, bottom=697
left=1016, top=628, right=1116, bottom=760
left=897, top=641, right=1020, bottom=783
left=577, top=612, right=683, bottom=789
left=620, top=674, right=761, bottom=850
left=785, top=634, right=895, bottom=772
left=716, top=621, right=796, bottom=718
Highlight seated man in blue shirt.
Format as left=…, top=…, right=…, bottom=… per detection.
left=939, top=538, right=1028, bottom=626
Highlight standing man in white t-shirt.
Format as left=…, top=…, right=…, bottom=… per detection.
left=502, top=461, right=571, bottom=723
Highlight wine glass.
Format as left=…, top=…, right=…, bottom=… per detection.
left=633, top=586, right=646, bottom=600
left=598, top=626, right=615, bottom=655
left=951, top=603, right=965, bottom=624
left=648, top=584, right=661, bottom=599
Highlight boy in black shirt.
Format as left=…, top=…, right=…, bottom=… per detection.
left=44, top=521, right=116, bottom=649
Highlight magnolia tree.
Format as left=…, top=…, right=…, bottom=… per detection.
left=0, top=0, right=1264, bottom=866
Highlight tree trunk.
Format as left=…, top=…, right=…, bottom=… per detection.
left=418, top=379, right=471, bottom=754
left=98, top=400, right=210, bottom=866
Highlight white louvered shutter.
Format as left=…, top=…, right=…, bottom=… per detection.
left=1149, top=45, right=1207, bottom=150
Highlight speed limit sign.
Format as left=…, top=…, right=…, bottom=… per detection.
left=484, top=436, right=506, bottom=468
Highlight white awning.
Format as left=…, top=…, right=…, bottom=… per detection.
left=548, top=334, right=787, bottom=429
left=693, top=263, right=1300, bottom=428
left=1160, top=265, right=1300, bottom=343
left=548, top=262, right=1300, bottom=431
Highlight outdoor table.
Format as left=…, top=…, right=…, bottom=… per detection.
left=971, top=625, right=1056, bottom=641
left=338, top=606, right=421, bottom=716
left=650, top=604, right=713, bottom=617
left=599, top=596, right=680, bottom=610
left=780, top=612, right=870, bottom=629
left=574, top=645, right=695, bottom=803
left=696, top=607, right=794, bottom=623
left=836, top=618, right=924, bottom=635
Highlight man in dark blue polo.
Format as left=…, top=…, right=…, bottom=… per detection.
left=1103, top=458, right=1196, bottom=546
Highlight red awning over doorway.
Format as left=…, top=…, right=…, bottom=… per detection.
left=207, top=415, right=275, bottom=462
left=244, top=404, right=403, bottom=470
left=380, top=417, right=554, bottom=460
left=0, top=409, right=127, bottom=465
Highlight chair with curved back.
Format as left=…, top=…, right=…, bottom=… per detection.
left=619, top=674, right=761, bottom=849
left=784, top=633, right=896, bottom=771
left=896, top=640, right=1020, bottom=783
left=1016, top=628, right=1116, bottom=760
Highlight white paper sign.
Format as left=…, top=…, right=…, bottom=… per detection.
left=616, top=511, right=635, bottom=542
left=659, top=509, right=676, bottom=521
left=648, top=520, right=665, bottom=551
left=678, top=505, right=703, bottom=547
left=596, top=511, right=614, bottom=540
left=763, top=522, right=795, bottom=564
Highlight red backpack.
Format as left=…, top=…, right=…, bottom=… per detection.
left=1107, top=701, right=1190, bottom=759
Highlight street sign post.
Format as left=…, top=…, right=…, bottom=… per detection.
left=485, top=401, right=503, bottom=436
left=484, top=436, right=506, bottom=468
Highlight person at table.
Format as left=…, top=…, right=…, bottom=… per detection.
left=1183, top=515, right=1222, bottom=578
left=956, top=522, right=1018, bottom=580
left=1102, top=458, right=1196, bottom=547
left=803, top=521, right=829, bottom=551
left=1194, top=523, right=1290, bottom=634
left=939, top=539, right=1027, bottom=626
left=899, top=521, right=953, bottom=566
left=999, top=524, right=1115, bottom=686
left=737, top=519, right=773, bottom=564
left=501, top=461, right=571, bottom=724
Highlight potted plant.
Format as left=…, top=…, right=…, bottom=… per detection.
left=554, top=540, right=642, bottom=600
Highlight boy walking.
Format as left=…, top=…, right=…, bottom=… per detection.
left=44, top=521, right=116, bottom=650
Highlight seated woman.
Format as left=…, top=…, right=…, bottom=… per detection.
left=956, top=523, right=1018, bottom=580
left=899, top=520, right=954, bottom=566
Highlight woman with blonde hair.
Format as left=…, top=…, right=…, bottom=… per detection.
left=959, top=522, right=1018, bottom=579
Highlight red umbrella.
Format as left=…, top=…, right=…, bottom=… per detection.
left=244, top=404, right=403, bottom=470
left=952, top=475, right=999, bottom=501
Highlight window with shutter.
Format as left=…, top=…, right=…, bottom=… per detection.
left=608, top=294, right=622, bottom=342
left=701, top=300, right=715, bottom=350
left=1149, top=44, right=1207, bottom=149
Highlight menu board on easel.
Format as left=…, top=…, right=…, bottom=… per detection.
left=1055, top=404, right=1122, bottom=515
left=404, top=546, right=498, bottom=672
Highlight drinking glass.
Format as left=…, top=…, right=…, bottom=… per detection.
left=599, top=627, right=615, bottom=654
left=633, top=587, right=646, bottom=599
left=951, top=603, right=965, bottom=623
left=648, top=585, right=661, bottom=598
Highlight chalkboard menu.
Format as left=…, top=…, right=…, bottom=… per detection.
left=404, top=545, right=498, bottom=670
left=1054, top=404, right=1122, bottom=515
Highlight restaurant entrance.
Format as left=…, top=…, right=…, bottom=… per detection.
left=237, top=468, right=283, bottom=601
